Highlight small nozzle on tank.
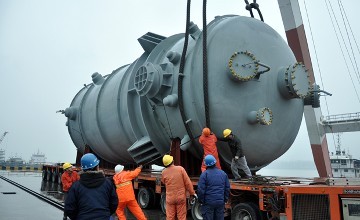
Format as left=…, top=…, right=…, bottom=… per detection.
left=163, top=94, right=178, bottom=107
left=189, top=22, right=201, bottom=39
left=277, top=63, right=310, bottom=99
left=91, top=72, right=105, bottom=85
left=64, top=107, right=78, bottom=120
left=166, top=51, right=181, bottom=64
left=227, top=51, right=259, bottom=82
left=247, top=107, right=273, bottom=125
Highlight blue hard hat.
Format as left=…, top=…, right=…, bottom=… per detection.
left=81, top=153, right=100, bottom=170
left=204, top=154, right=216, bottom=167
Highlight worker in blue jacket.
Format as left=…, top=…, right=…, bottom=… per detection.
left=64, top=153, right=118, bottom=220
left=197, top=154, right=230, bottom=220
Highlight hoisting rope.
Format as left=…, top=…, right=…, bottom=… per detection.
left=244, top=0, right=264, bottom=22
left=178, top=0, right=197, bottom=145
left=202, top=0, right=211, bottom=128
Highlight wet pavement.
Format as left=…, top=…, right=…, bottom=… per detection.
left=0, top=171, right=62, bottom=220
left=0, top=171, right=193, bottom=220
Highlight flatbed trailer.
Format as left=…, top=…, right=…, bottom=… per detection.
left=131, top=171, right=360, bottom=220
left=42, top=163, right=360, bottom=219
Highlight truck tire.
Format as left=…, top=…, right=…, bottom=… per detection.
left=191, top=199, right=203, bottom=220
left=231, top=202, right=263, bottom=220
left=160, top=191, right=166, bottom=214
left=137, top=187, right=155, bottom=209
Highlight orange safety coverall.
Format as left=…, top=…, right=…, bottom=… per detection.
left=113, top=167, right=147, bottom=220
left=161, top=165, right=195, bottom=220
left=199, top=133, right=221, bottom=172
left=61, top=171, right=80, bottom=192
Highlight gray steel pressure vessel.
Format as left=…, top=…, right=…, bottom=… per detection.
left=64, top=15, right=310, bottom=171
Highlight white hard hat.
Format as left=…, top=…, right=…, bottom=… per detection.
left=115, top=164, right=124, bottom=173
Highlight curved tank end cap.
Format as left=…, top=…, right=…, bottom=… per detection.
left=180, top=135, right=191, bottom=151
left=64, top=107, right=78, bottom=120
left=91, top=72, right=105, bottom=85
left=247, top=107, right=273, bottom=125
left=163, top=94, right=178, bottom=107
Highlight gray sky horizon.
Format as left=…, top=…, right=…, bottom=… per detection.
left=1, top=1, right=359, bottom=174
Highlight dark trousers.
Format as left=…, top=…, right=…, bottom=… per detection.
left=201, top=204, right=224, bottom=220
left=63, top=192, right=68, bottom=220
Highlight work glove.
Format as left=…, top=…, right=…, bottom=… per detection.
left=138, top=165, right=143, bottom=169
left=189, top=194, right=198, bottom=205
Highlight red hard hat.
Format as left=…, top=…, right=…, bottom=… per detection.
left=202, top=127, right=211, bottom=137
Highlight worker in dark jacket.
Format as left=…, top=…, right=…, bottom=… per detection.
left=197, top=154, right=230, bottom=220
left=64, top=153, right=118, bottom=220
left=218, top=129, right=252, bottom=180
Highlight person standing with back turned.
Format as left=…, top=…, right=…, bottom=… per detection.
left=113, top=164, right=147, bottom=220
left=64, top=153, right=118, bottom=220
left=199, top=127, right=222, bottom=172
left=161, top=154, right=196, bottom=220
left=218, top=129, right=252, bottom=180
left=197, top=154, right=230, bottom=220
left=61, top=162, right=80, bottom=220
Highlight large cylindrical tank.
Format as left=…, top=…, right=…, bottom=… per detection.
left=64, top=15, right=310, bottom=171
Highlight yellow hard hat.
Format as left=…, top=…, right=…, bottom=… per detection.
left=162, top=154, right=174, bottom=166
left=223, top=129, right=232, bottom=138
left=63, top=162, right=72, bottom=170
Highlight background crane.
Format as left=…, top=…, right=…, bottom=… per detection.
left=0, top=131, right=9, bottom=163
left=0, top=131, right=9, bottom=146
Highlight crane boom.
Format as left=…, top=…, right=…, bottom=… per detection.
left=0, top=132, right=9, bottom=146
left=277, top=0, right=332, bottom=177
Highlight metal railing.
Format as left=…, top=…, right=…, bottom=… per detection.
left=322, top=112, right=360, bottom=124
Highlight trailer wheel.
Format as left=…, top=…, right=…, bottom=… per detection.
left=160, top=191, right=166, bottom=214
left=138, top=187, right=155, bottom=209
left=191, top=199, right=203, bottom=220
left=231, top=202, right=262, bottom=220
left=42, top=169, right=47, bottom=180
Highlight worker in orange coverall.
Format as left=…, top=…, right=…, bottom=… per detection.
left=161, top=154, right=196, bottom=220
left=199, top=127, right=222, bottom=172
left=113, top=164, right=147, bottom=220
left=61, top=162, right=80, bottom=220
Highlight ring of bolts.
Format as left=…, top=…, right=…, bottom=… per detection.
left=228, top=51, right=259, bottom=81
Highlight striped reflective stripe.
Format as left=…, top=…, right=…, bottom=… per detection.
left=116, top=181, right=131, bottom=188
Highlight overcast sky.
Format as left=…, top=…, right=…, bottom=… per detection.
left=1, top=0, right=359, bottom=174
